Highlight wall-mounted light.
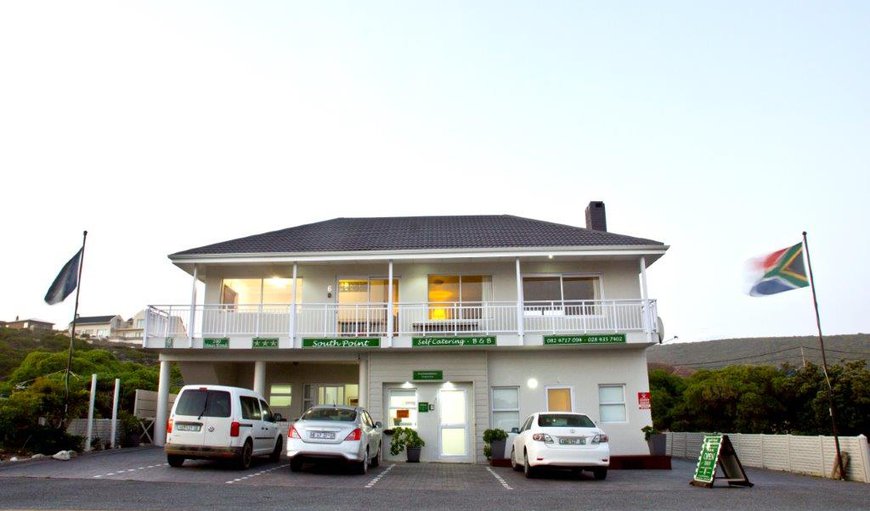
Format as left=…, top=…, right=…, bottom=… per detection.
left=527, top=378, right=539, bottom=389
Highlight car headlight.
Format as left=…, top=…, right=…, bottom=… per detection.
left=591, top=433, right=608, bottom=444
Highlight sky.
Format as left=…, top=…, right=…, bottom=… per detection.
left=1, top=1, right=868, bottom=342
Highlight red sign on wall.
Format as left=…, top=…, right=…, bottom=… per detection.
left=638, top=392, right=651, bottom=409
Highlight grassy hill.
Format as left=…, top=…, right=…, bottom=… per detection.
left=0, top=327, right=158, bottom=383
left=647, top=333, right=870, bottom=371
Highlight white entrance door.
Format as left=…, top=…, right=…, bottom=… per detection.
left=438, top=388, right=471, bottom=462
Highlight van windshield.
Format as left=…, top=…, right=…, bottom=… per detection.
left=176, top=389, right=231, bottom=418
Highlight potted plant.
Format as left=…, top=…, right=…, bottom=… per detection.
left=389, top=426, right=425, bottom=462
left=483, top=428, right=508, bottom=460
left=642, top=425, right=666, bottom=456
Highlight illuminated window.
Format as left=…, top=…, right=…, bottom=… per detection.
left=269, top=384, right=292, bottom=407
left=221, top=278, right=303, bottom=306
left=428, top=275, right=491, bottom=320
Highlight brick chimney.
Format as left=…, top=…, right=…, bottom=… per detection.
left=585, top=201, right=607, bottom=231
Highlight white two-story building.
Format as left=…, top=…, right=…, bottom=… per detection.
left=144, top=202, right=668, bottom=463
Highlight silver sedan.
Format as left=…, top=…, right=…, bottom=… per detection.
left=287, top=405, right=383, bottom=474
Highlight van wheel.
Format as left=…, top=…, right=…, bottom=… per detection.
left=270, top=437, right=283, bottom=462
left=290, top=456, right=304, bottom=472
left=593, top=468, right=607, bottom=480
left=167, top=455, right=185, bottom=468
left=237, top=440, right=253, bottom=469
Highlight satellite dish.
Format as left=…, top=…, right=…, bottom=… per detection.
left=656, top=317, right=665, bottom=343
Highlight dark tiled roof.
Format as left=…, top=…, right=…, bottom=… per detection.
left=74, top=315, right=119, bottom=324
left=171, top=216, right=664, bottom=258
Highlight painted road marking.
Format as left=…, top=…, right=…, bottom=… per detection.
left=226, top=464, right=289, bottom=484
left=486, top=467, right=513, bottom=490
left=364, top=464, right=396, bottom=488
left=93, top=463, right=168, bottom=478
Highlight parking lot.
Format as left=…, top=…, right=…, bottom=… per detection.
left=0, top=446, right=867, bottom=510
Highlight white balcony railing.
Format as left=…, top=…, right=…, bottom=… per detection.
left=144, top=299, right=657, bottom=343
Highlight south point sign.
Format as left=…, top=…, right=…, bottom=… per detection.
left=302, top=338, right=380, bottom=348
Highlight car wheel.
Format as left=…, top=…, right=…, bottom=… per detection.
left=523, top=450, right=535, bottom=479
left=237, top=440, right=253, bottom=469
left=356, top=449, right=369, bottom=475
left=167, top=455, right=185, bottom=468
left=370, top=443, right=381, bottom=468
left=593, top=468, right=608, bottom=480
left=290, top=456, right=304, bottom=472
left=511, top=448, right=522, bottom=472
left=269, top=437, right=283, bottom=462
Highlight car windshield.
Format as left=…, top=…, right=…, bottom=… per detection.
left=302, top=407, right=357, bottom=422
left=175, top=389, right=231, bottom=418
left=537, top=414, right=595, bottom=428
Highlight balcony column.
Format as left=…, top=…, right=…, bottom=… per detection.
left=253, top=361, right=266, bottom=396
left=154, top=359, right=171, bottom=446
left=289, top=263, right=298, bottom=348
left=515, top=258, right=525, bottom=341
left=188, top=265, right=198, bottom=347
left=358, top=355, right=368, bottom=408
left=386, top=260, right=394, bottom=347
left=639, top=256, right=653, bottom=343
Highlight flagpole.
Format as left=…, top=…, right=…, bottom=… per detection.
left=802, top=231, right=845, bottom=480
left=62, top=230, right=88, bottom=427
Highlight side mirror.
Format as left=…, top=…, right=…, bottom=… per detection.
left=375, top=421, right=383, bottom=429
left=273, top=413, right=283, bottom=422
left=511, top=427, right=519, bottom=434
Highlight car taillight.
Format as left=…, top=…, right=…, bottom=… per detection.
left=288, top=425, right=301, bottom=439
left=167, top=418, right=173, bottom=434
left=230, top=421, right=240, bottom=437
left=344, top=428, right=362, bottom=441
left=532, top=433, right=553, bottom=443
left=592, top=433, right=608, bottom=444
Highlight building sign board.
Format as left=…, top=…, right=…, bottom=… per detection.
left=252, top=337, right=279, bottom=349
left=413, top=370, right=444, bottom=381
left=691, top=434, right=753, bottom=488
left=302, top=338, right=380, bottom=348
left=418, top=402, right=430, bottom=413
left=412, top=336, right=496, bottom=347
left=638, top=392, right=651, bottom=409
left=203, top=337, right=229, bottom=349
left=164, top=337, right=174, bottom=348
left=543, top=334, right=626, bottom=345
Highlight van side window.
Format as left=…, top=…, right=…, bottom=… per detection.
left=240, top=396, right=261, bottom=421
left=259, top=399, right=274, bottom=422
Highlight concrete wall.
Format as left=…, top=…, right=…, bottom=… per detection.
left=668, top=432, right=870, bottom=483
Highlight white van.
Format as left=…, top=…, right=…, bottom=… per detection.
left=165, top=385, right=285, bottom=469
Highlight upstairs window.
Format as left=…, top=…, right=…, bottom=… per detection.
left=221, top=278, right=303, bottom=307
left=428, top=275, right=492, bottom=320
left=523, top=275, right=600, bottom=315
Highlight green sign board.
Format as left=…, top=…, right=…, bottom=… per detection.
left=252, top=337, right=279, bottom=349
left=302, top=338, right=380, bottom=349
left=203, top=337, right=229, bottom=349
left=164, top=337, right=174, bottom=348
left=418, top=402, right=430, bottom=413
left=412, top=336, right=496, bottom=347
left=413, top=370, right=444, bottom=381
left=543, top=334, right=626, bottom=345
left=693, top=435, right=723, bottom=484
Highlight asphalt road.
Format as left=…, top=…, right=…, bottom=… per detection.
left=0, top=446, right=865, bottom=510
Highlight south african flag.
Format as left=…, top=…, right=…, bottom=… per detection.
left=748, top=242, right=809, bottom=296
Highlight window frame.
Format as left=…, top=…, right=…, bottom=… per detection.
left=598, top=383, right=627, bottom=423
left=490, top=386, right=520, bottom=433
left=522, top=273, right=603, bottom=316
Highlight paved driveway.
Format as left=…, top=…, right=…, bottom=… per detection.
left=0, top=446, right=866, bottom=510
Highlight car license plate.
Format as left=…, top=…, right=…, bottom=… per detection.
left=175, top=424, right=201, bottom=432
left=310, top=431, right=335, bottom=440
left=559, top=437, right=585, bottom=445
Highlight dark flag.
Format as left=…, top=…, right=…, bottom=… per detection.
left=44, top=249, right=83, bottom=305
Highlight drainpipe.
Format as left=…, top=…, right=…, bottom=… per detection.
left=515, top=258, right=524, bottom=342
left=387, top=260, right=394, bottom=347
left=188, top=265, right=198, bottom=347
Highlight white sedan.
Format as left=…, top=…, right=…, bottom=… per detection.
left=510, top=412, right=610, bottom=479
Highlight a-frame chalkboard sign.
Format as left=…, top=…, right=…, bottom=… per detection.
left=690, top=434, right=753, bottom=488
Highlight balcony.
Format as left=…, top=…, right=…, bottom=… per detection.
left=144, top=299, right=657, bottom=348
